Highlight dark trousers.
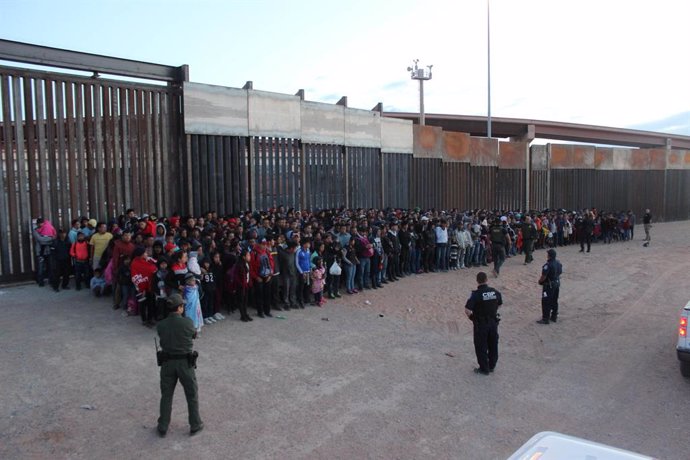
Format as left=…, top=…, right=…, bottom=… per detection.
left=523, top=239, right=534, bottom=263
left=400, top=248, right=410, bottom=274
left=423, top=247, right=435, bottom=271
left=74, top=260, right=89, bottom=289
left=580, top=233, right=592, bottom=252
left=327, top=274, right=341, bottom=295
left=282, top=274, right=298, bottom=307
left=297, top=273, right=311, bottom=306
left=50, top=258, right=71, bottom=289
left=473, top=320, right=499, bottom=372
left=541, top=284, right=560, bottom=321
left=235, top=289, right=251, bottom=319
left=201, top=288, right=215, bottom=318
left=253, top=279, right=272, bottom=315
left=139, top=292, right=156, bottom=324
left=492, top=244, right=506, bottom=274
left=157, top=359, right=202, bottom=432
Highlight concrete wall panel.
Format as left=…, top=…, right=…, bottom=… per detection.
left=531, top=145, right=548, bottom=170
left=345, top=108, right=381, bottom=148
left=443, top=131, right=471, bottom=162
left=248, top=90, right=301, bottom=138
left=413, top=125, right=443, bottom=159
left=183, top=82, right=248, bottom=136
left=595, top=147, right=614, bottom=170
left=381, top=117, right=413, bottom=154
left=470, top=137, right=499, bottom=166
left=498, top=141, right=528, bottom=169
left=300, top=101, right=345, bottom=145
left=613, top=148, right=634, bottom=170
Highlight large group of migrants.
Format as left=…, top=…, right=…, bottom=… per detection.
left=31, top=206, right=641, bottom=334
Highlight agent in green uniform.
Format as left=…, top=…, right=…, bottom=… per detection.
left=156, top=293, right=204, bottom=437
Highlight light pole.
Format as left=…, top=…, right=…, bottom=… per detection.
left=407, top=59, right=433, bottom=125
left=487, top=0, right=492, bottom=138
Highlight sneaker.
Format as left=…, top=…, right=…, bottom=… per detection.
left=473, top=368, right=490, bottom=376
left=536, top=319, right=550, bottom=325
left=265, top=312, right=273, bottom=317
left=214, top=313, right=225, bottom=320
left=334, top=293, right=341, bottom=298
left=204, top=318, right=213, bottom=325
left=329, top=293, right=336, bottom=299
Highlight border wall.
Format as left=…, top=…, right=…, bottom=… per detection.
left=1, top=54, right=690, bottom=281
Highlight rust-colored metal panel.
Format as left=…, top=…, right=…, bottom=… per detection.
left=443, top=131, right=470, bottom=162
left=648, top=149, right=666, bottom=170
left=498, top=140, right=527, bottom=169
left=629, top=149, right=650, bottom=170
left=572, top=145, right=595, bottom=169
left=413, top=124, right=443, bottom=159
left=666, top=150, right=683, bottom=169
left=469, top=137, right=498, bottom=167
left=549, top=144, right=572, bottom=169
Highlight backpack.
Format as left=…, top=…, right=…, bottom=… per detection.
left=259, top=253, right=272, bottom=277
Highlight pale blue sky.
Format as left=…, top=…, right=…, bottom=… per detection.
left=3, top=0, right=689, bottom=135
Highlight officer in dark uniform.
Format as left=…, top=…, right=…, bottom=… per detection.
left=465, top=271, right=503, bottom=375
left=521, top=216, right=537, bottom=264
left=579, top=212, right=594, bottom=253
left=537, top=248, right=563, bottom=325
left=489, top=218, right=510, bottom=277
left=156, top=293, right=204, bottom=437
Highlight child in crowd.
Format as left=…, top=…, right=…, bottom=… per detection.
left=200, top=258, right=224, bottom=324
left=117, top=255, right=134, bottom=313
left=311, top=257, right=326, bottom=306
left=343, top=237, right=359, bottom=294
left=154, top=258, right=176, bottom=320
left=70, top=231, right=90, bottom=290
left=233, top=249, right=253, bottom=322
left=90, top=268, right=106, bottom=297
left=182, top=272, right=204, bottom=335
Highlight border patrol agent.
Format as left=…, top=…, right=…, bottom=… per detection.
left=465, top=271, right=503, bottom=375
left=537, top=248, right=563, bottom=325
left=156, top=293, right=204, bottom=437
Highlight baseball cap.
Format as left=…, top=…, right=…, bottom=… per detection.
left=166, top=293, right=184, bottom=310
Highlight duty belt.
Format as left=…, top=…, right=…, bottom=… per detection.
left=166, top=353, right=191, bottom=360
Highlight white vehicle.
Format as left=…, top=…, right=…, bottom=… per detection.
left=507, top=431, right=653, bottom=460
left=676, top=300, right=690, bottom=377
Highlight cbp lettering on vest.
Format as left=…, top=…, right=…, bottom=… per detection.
left=537, top=248, right=563, bottom=325
left=465, top=271, right=503, bottom=375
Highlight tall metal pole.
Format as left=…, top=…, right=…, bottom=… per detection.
left=419, top=79, right=425, bottom=126
left=487, top=0, right=492, bottom=138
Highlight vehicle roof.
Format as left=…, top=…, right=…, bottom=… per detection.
left=506, top=431, right=654, bottom=460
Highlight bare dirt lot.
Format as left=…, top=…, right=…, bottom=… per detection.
left=1, top=221, right=689, bottom=460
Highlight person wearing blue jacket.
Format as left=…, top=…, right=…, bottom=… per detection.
left=295, top=239, right=311, bottom=308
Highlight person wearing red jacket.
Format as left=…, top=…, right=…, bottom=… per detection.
left=250, top=238, right=275, bottom=318
left=69, top=232, right=90, bottom=290
left=227, top=249, right=253, bottom=322
left=111, top=230, right=136, bottom=308
left=130, top=246, right=158, bottom=327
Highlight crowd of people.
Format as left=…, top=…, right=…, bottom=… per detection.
left=30, top=206, right=645, bottom=334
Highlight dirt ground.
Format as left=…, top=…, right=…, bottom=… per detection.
left=1, top=221, right=689, bottom=460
